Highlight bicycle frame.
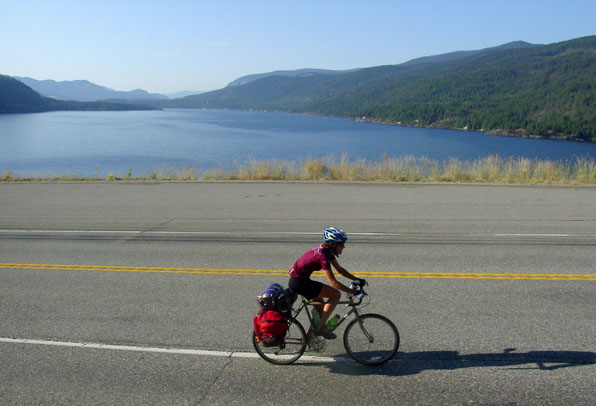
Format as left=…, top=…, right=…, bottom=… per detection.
left=292, top=296, right=364, bottom=333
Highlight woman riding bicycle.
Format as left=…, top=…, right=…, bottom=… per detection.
left=288, top=227, right=367, bottom=339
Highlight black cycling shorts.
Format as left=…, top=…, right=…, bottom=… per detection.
left=288, top=277, right=323, bottom=300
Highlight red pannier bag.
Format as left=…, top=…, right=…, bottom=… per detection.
left=253, top=308, right=289, bottom=347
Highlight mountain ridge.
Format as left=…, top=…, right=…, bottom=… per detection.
left=402, top=41, right=538, bottom=66
left=14, top=77, right=168, bottom=102
left=226, top=68, right=361, bottom=87
left=162, top=36, right=596, bottom=141
left=0, top=75, right=156, bottom=113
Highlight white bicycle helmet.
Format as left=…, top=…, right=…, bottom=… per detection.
left=322, top=227, right=347, bottom=244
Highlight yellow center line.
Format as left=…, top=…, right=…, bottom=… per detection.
left=0, top=263, right=595, bottom=281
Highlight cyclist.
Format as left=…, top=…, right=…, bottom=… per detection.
left=288, top=227, right=367, bottom=339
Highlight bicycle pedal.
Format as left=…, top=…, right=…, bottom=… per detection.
left=308, top=336, right=326, bottom=352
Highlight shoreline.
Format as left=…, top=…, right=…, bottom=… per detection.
left=351, top=116, right=595, bottom=143
left=163, top=108, right=596, bottom=143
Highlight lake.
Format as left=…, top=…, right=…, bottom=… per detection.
left=1, top=109, right=595, bottom=177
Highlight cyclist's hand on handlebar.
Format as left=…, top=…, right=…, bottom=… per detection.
left=356, top=278, right=367, bottom=287
left=349, top=289, right=367, bottom=300
left=352, top=290, right=367, bottom=301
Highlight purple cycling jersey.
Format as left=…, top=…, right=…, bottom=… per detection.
left=288, top=244, right=333, bottom=279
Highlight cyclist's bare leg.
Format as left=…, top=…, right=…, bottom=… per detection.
left=315, top=284, right=340, bottom=329
left=306, top=285, right=340, bottom=341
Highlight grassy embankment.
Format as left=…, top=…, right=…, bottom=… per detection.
left=2, top=155, right=595, bottom=184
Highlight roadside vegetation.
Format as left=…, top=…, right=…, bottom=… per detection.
left=2, top=155, right=595, bottom=184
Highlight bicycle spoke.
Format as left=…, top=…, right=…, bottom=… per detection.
left=343, top=314, right=399, bottom=366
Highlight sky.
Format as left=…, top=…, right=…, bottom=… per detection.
left=1, top=0, right=595, bottom=94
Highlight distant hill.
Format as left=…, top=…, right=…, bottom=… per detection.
left=165, top=90, right=205, bottom=99
left=165, top=36, right=596, bottom=141
left=226, top=68, right=361, bottom=87
left=14, top=77, right=168, bottom=102
left=0, top=75, right=156, bottom=113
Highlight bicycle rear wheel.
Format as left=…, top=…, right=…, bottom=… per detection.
left=343, top=313, right=399, bottom=366
left=252, top=317, right=307, bottom=365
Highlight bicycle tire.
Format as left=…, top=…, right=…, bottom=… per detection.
left=343, top=313, right=399, bottom=366
left=252, top=317, right=307, bottom=365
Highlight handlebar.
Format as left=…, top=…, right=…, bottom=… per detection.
left=348, top=281, right=368, bottom=305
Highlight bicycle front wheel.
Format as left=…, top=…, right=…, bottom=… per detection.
left=343, top=313, right=399, bottom=366
left=252, top=317, right=307, bottom=365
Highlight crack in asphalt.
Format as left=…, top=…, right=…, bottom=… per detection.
left=197, top=354, right=234, bottom=405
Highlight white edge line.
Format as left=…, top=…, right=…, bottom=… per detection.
left=0, top=229, right=318, bottom=235
left=0, top=230, right=373, bottom=236
left=0, top=229, right=403, bottom=238
left=0, top=337, right=340, bottom=363
left=1, top=229, right=594, bottom=238
left=494, top=233, right=572, bottom=237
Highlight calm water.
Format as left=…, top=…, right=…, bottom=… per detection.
left=1, top=109, right=595, bottom=177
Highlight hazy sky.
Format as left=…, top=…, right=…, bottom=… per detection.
left=2, top=0, right=595, bottom=94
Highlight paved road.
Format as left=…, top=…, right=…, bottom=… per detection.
left=1, top=182, right=595, bottom=405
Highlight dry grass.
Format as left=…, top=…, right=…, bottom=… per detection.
left=2, top=156, right=595, bottom=184
left=202, top=155, right=596, bottom=184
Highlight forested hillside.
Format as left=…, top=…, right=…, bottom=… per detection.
left=0, top=75, right=156, bottom=113
left=168, top=36, right=596, bottom=141
left=0, top=75, right=49, bottom=113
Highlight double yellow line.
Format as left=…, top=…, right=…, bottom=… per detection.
left=1, top=263, right=595, bottom=281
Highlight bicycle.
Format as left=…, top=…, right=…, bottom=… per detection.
left=252, top=282, right=400, bottom=366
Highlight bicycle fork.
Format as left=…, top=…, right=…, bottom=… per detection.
left=353, top=311, right=375, bottom=344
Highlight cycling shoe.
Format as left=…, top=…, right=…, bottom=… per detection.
left=314, top=327, right=337, bottom=340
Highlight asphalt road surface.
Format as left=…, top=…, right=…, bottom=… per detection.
left=1, top=182, right=595, bottom=405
